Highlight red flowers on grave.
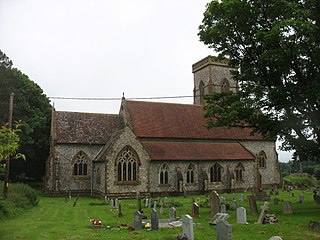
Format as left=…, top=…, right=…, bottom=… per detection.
left=90, top=219, right=102, bottom=227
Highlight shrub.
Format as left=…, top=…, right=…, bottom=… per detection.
left=284, top=175, right=317, bottom=188
left=0, top=181, right=38, bottom=218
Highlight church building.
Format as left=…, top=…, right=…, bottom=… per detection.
left=44, top=56, right=281, bottom=197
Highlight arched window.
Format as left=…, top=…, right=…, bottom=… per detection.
left=221, top=78, right=230, bottom=93
left=210, top=163, right=223, bottom=182
left=186, top=164, right=195, bottom=183
left=159, top=163, right=169, bottom=184
left=116, top=146, right=139, bottom=182
left=73, top=151, right=88, bottom=176
left=235, top=163, right=245, bottom=182
left=199, top=81, right=205, bottom=104
left=258, top=151, right=267, bottom=168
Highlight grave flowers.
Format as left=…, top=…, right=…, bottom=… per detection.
left=90, top=219, right=102, bottom=228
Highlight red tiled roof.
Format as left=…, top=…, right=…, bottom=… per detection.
left=141, top=141, right=255, bottom=161
left=55, top=111, right=124, bottom=144
left=126, top=100, right=263, bottom=140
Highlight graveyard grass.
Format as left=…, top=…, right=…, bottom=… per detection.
left=0, top=190, right=320, bottom=240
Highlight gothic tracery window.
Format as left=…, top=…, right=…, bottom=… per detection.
left=186, top=163, right=195, bottom=184
left=159, top=163, right=169, bottom=184
left=73, top=151, right=88, bottom=176
left=235, top=163, right=245, bottom=182
left=116, top=146, right=139, bottom=182
left=210, top=163, right=223, bottom=182
left=258, top=151, right=267, bottom=168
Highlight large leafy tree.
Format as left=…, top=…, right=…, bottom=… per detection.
left=0, top=51, right=51, bottom=180
left=198, top=0, right=320, bottom=161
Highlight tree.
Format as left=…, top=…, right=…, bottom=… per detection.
left=198, top=0, right=320, bottom=161
left=0, top=123, right=24, bottom=161
left=0, top=51, right=52, bottom=180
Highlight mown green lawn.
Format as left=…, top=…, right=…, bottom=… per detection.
left=0, top=190, right=320, bottom=240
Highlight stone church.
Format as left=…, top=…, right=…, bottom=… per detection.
left=44, top=56, right=281, bottom=197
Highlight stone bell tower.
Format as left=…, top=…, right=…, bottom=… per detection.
left=192, top=56, right=238, bottom=105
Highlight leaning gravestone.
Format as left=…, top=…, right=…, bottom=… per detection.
left=133, top=211, right=143, bottom=229
left=182, top=214, right=194, bottom=240
left=216, top=220, right=232, bottom=240
left=211, top=191, right=220, bottom=217
left=283, top=201, right=293, bottom=214
left=237, top=207, right=247, bottom=224
left=151, top=208, right=159, bottom=231
left=256, top=202, right=269, bottom=224
left=248, top=195, right=259, bottom=216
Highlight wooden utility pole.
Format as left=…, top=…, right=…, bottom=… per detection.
left=3, top=92, right=14, bottom=199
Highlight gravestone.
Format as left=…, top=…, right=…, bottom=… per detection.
left=220, top=204, right=226, bottom=213
left=151, top=208, right=159, bottom=231
left=115, top=198, right=119, bottom=209
left=118, top=202, right=123, bottom=217
left=231, top=199, right=237, bottom=210
left=283, top=201, right=293, bottom=214
left=256, top=201, right=269, bottom=224
left=273, top=197, right=279, bottom=205
left=192, top=203, right=199, bottom=218
left=211, top=191, right=220, bottom=217
left=209, top=213, right=230, bottom=225
left=181, top=214, right=194, bottom=240
left=148, top=199, right=152, bottom=208
left=216, top=220, right=232, bottom=240
left=153, top=200, right=157, bottom=209
left=237, top=207, right=247, bottom=224
left=169, top=207, right=176, bottom=221
left=299, top=194, right=304, bottom=204
left=268, top=237, right=283, bottom=240
left=239, top=194, right=244, bottom=201
left=133, top=211, right=143, bottom=229
left=248, top=195, right=259, bottom=216
left=145, top=198, right=149, bottom=208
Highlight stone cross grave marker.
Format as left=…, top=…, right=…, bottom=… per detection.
left=283, top=201, right=293, bottom=214
left=211, top=190, right=220, bottom=217
left=256, top=201, right=269, bottom=224
left=236, top=207, right=247, bottom=224
left=216, top=220, right=232, bottom=240
left=182, top=214, right=194, bottom=240
left=133, top=211, right=143, bottom=229
left=169, top=207, right=176, bottom=221
left=209, top=213, right=230, bottom=225
left=248, top=195, right=259, bottom=216
left=151, top=208, right=159, bottom=231
left=192, top=202, right=199, bottom=218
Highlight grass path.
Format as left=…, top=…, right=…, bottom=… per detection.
left=1, top=191, right=320, bottom=239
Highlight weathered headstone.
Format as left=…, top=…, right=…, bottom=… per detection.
left=268, top=236, right=283, bottom=240
left=145, top=198, right=149, bottom=208
left=216, top=220, right=232, bottom=240
left=111, top=199, right=115, bottom=208
left=192, top=203, right=199, bottom=218
left=169, top=207, right=176, bottom=221
left=209, top=213, right=230, bottom=225
left=299, top=194, right=304, bottom=204
left=151, top=208, right=159, bottom=231
left=133, top=211, right=143, bottom=229
left=115, top=198, right=119, bottom=209
left=237, top=207, right=247, bottom=224
left=283, top=201, right=293, bottom=214
left=211, top=191, right=220, bottom=217
left=256, top=202, right=269, bottom=224
left=231, top=199, right=237, bottom=210
left=220, top=204, right=226, bottom=213
left=118, top=202, right=123, bottom=217
left=182, top=214, right=194, bottom=240
left=248, top=195, right=259, bottom=216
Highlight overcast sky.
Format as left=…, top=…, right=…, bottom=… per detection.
left=0, top=0, right=293, bottom=162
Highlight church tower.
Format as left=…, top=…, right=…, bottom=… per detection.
left=192, top=56, right=238, bottom=105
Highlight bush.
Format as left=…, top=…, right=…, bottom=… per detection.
left=0, top=181, right=38, bottom=218
left=284, top=175, right=317, bottom=188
